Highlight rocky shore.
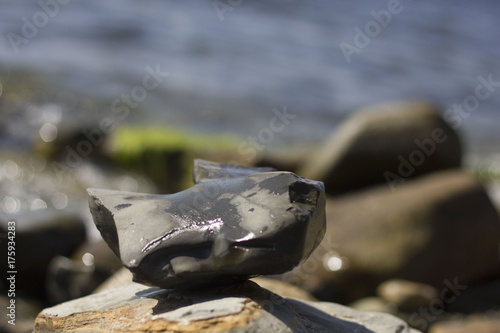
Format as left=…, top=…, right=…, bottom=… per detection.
left=1, top=100, right=500, bottom=332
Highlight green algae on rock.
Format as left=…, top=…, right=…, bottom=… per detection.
left=106, top=126, right=244, bottom=192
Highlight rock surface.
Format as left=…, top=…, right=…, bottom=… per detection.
left=95, top=267, right=318, bottom=302
left=34, top=281, right=421, bottom=333
left=281, top=170, right=500, bottom=303
left=429, top=318, right=500, bottom=333
left=0, top=294, right=42, bottom=333
left=377, top=279, right=439, bottom=311
left=298, top=100, right=462, bottom=195
left=349, top=297, right=396, bottom=314
left=444, top=279, right=500, bottom=314
left=0, top=209, right=86, bottom=299
left=45, top=240, right=123, bottom=304
left=87, top=159, right=326, bottom=289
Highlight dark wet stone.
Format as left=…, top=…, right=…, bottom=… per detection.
left=87, top=159, right=326, bottom=289
left=0, top=209, right=86, bottom=300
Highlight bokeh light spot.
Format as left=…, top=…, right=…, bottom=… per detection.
left=51, top=192, right=68, bottom=210
left=82, top=253, right=95, bottom=267
left=39, top=123, right=58, bottom=143
left=2, top=196, right=20, bottom=214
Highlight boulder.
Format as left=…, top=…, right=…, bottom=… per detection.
left=0, top=209, right=86, bottom=299
left=281, top=170, right=500, bottom=303
left=87, top=159, right=326, bottom=289
left=34, top=281, right=421, bottom=332
left=298, top=100, right=462, bottom=195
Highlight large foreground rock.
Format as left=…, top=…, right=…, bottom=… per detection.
left=298, top=100, right=462, bottom=195
left=282, top=170, right=500, bottom=302
left=88, top=159, right=326, bottom=289
left=34, top=281, right=420, bottom=332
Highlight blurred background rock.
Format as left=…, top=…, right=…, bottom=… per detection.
left=1, top=1, right=500, bottom=332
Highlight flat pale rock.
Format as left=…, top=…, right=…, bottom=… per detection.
left=34, top=281, right=421, bottom=333
left=87, top=159, right=326, bottom=289
left=95, top=267, right=318, bottom=302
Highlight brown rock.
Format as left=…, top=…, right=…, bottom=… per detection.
left=377, top=279, right=439, bottom=311
left=95, top=267, right=318, bottom=302
left=281, top=170, right=500, bottom=303
left=349, top=297, right=396, bottom=314
left=298, top=100, right=462, bottom=195
left=429, top=318, right=500, bottom=333
left=250, top=277, right=318, bottom=302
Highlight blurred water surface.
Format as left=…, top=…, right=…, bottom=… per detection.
left=0, top=0, right=499, bottom=155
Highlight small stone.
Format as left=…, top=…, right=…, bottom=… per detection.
left=87, top=159, right=326, bottom=289
left=377, top=279, right=439, bottom=311
left=349, top=297, right=396, bottom=314
left=429, top=318, right=500, bottom=333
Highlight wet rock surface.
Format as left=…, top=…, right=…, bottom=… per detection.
left=87, top=159, right=326, bottom=289
left=34, top=281, right=421, bottom=333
